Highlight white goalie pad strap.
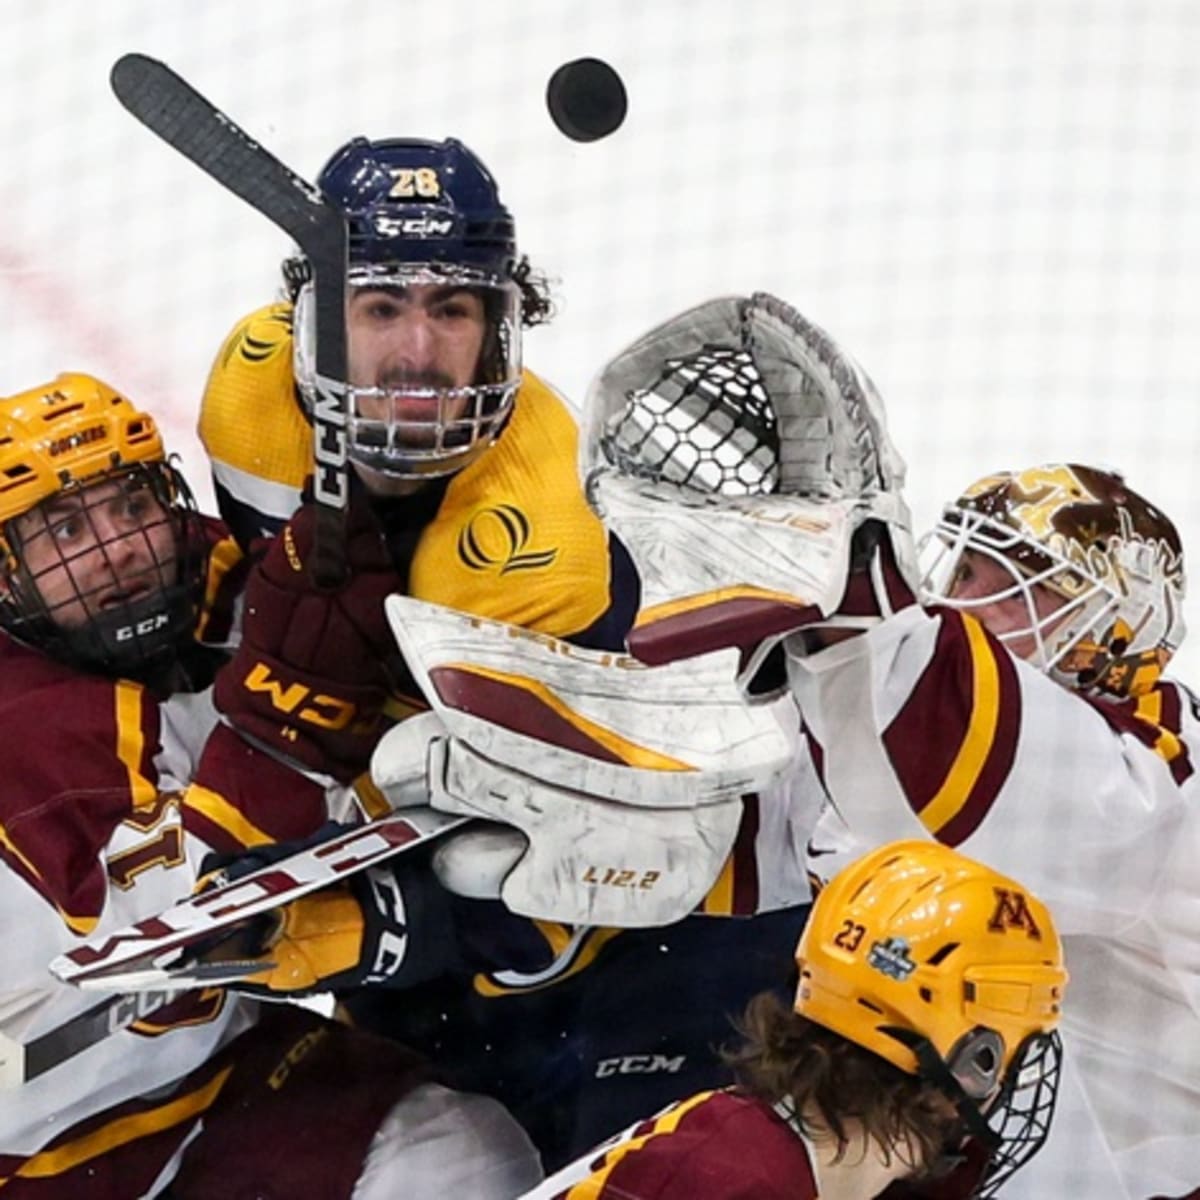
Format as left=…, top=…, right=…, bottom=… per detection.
left=429, top=737, right=743, bottom=927
left=384, top=595, right=797, bottom=807
left=367, top=710, right=446, bottom=811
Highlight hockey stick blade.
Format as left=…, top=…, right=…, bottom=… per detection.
left=109, top=54, right=341, bottom=273
left=50, top=809, right=466, bottom=993
left=110, top=53, right=350, bottom=583
left=0, top=988, right=182, bottom=1088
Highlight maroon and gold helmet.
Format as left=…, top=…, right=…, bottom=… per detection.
left=922, top=464, right=1186, bottom=697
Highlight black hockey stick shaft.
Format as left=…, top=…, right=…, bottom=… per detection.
left=109, top=53, right=349, bottom=585
left=0, top=989, right=177, bottom=1087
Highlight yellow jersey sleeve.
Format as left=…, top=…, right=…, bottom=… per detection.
left=198, top=303, right=311, bottom=544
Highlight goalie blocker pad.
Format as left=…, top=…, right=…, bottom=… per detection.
left=375, top=595, right=797, bottom=925
left=429, top=737, right=742, bottom=927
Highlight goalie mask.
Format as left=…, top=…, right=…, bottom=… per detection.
left=921, top=464, right=1186, bottom=698
left=291, top=136, right=523, bottom=484
left=581, top=292, right=915, bottom=693
left=0, top=374, right=205, bottom=680
left=797, top=840, right=1067, bottom=1198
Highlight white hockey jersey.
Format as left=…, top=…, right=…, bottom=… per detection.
left=0, top=634, right=256, bottom=1182
left=789, top=602, right=1200, bottom=1199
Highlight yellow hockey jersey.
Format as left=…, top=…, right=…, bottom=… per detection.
left=198, top=303, right=632, bottom=643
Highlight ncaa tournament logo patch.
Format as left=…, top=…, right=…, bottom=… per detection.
left=868, top=936, right=916, bottom=981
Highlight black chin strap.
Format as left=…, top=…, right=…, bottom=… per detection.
left=879, top=1025, right=1000, bottom=1151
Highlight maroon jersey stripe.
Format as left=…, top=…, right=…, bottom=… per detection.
left=936, top=632, right=1021, bottom=846
left=884, top=613, right=1021, bottom=847
left=731, top=794, right=761, bottom=915
left=1086, top=683, right=1195, bottom=787
left=883, top=611, right=979, bottom=812
left=429, top=666, right=627, bottom=764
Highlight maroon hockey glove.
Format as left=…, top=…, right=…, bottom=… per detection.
left=214, top=494, right=405, bottom=783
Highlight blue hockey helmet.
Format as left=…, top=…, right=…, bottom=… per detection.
left=292, top=137, right=524, bottom=484
left=317, top=136, right=518, bottom=276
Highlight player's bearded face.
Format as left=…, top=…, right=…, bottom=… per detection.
left=947, top=550, right=1069, bottom=659
left=9, top=476, right=177, bottom=631
left=347, top=283, right=487, bottom=445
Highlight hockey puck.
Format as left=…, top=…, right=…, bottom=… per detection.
left=546, top=58, right=628, bottom=142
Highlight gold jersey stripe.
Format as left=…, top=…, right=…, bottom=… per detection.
left=564, top=1089, right=719, bottom=1198
left=351, top=772, right=394, bottom=822
left=181, top=783, right=276, bottom=848
left=2, top=1065, right=234, bottom=1183
left=918, top=616, right=1001, bottom=836
left=445, top=663, right=694, bottom=772
left=1135, top=689, right=1187, bottom=769
left=195, top=533, right=244, bottom=643
left=700, top=851, right=736, bottom=915
left=114, top=680, right=157, bottom=812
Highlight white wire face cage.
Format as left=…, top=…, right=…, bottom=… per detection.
left=293, top=263, right=523, bottom=481
left=919, top=507, right=1113, bottom=668
left=919, top=502, right=1184, bottom=697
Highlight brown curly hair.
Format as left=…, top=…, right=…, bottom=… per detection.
left=724, top=992, right=968, bottom=1178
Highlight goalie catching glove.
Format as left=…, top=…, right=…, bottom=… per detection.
left=579, top=292, right=918, bottom=694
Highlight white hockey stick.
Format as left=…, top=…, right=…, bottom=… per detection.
left=49, top=809, right=466, bottom=993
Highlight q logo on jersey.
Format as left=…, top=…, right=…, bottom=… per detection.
left=457, top=505, right=558, bottom=575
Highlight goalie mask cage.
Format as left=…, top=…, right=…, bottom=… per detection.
left=1, top=0, right=1198, bottom=1191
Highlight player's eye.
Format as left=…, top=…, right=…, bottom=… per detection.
left=431, top=291, right=482, bottom=323
left=48, top=513, right=85, bottom=544
left=118, top=487, right=156, bottom=522
left=365, top=297, right=405, bottom=321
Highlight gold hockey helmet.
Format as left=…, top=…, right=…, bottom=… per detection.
left=0, top=373, right=204, bottom=679
left=796, top=840, right=1067, bottom=1196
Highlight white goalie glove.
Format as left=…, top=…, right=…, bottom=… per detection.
left=370, top=595, right=797, bottom=927
left=581, top=292, right=917, bottom=691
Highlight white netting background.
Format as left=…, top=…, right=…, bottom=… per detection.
left=2, top=0, right=1199, bottom=696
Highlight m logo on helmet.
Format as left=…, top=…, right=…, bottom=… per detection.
left=1006, top=465, right=1101, bottom=539
left=988, top=887, right=1043, bottom=939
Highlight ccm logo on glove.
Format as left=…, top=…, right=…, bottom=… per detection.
left=241, top=661, right=362, bottom=731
